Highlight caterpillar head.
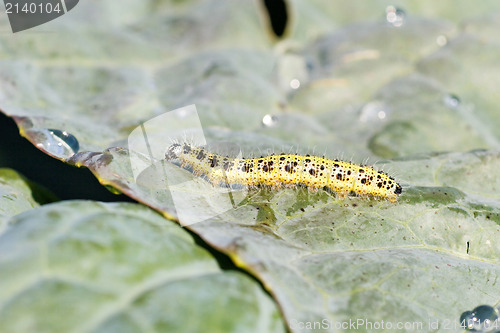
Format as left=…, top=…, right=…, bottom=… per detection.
left=394, top=183, right=402, bottom=195
left=165, top=143, right=182, bottom=160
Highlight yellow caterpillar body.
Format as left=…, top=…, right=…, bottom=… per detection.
left=165, top=143, right=402, bottom=202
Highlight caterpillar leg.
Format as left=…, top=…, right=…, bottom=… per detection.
left=387, top=195, right=398, bottom=203
left=336, top=191, right=348, bottom=200
left=307, top=186, right=320, bottom=193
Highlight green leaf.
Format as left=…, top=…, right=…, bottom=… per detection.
left=187, top=150, right=500, bottom=329
left=0, top=201, right=284, bottom=333
left=66, top=147, right=500, bottom=330
left=0, top=168, right=57, bottom=232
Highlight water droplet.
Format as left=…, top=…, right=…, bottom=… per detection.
left=436, top=35, right=448, bottom=46
left=262, top=114, right=278, bottom=127
left=360, top=101, right=389, bottom=122
left=290, top=79, right=301, bottom=89
left=386, top=6, right=406, bottom=27
left=28, top=128, right=80, bottom=159
left=460, top=305, right=499, bottom=332
left=443, top=94, right=460, bottom=109
left=460, top=311, right=475, bottom=331
left=276, top=53, right=309, bottom=92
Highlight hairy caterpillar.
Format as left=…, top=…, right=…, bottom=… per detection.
left=165, top=143, right=402, bottom=202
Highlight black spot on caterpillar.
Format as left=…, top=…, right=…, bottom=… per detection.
left=165, top=143, right=402, bottom=202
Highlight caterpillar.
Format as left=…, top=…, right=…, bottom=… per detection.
left=165, top=143, right=402, bottom=202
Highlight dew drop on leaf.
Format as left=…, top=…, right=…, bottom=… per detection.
left=443, top=94, right=461, bottom=109
left=385, top=6, right=406, bottom=27
left=262, top=114, right=278, bottom=127
left=460, top=305, right=499, bottom=332
left=359, top=101, right=389, bottom=122
left=30, top=128, right=80, bottom=159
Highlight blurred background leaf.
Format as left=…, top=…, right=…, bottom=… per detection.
left=0, top=201, right=285, bottom=333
